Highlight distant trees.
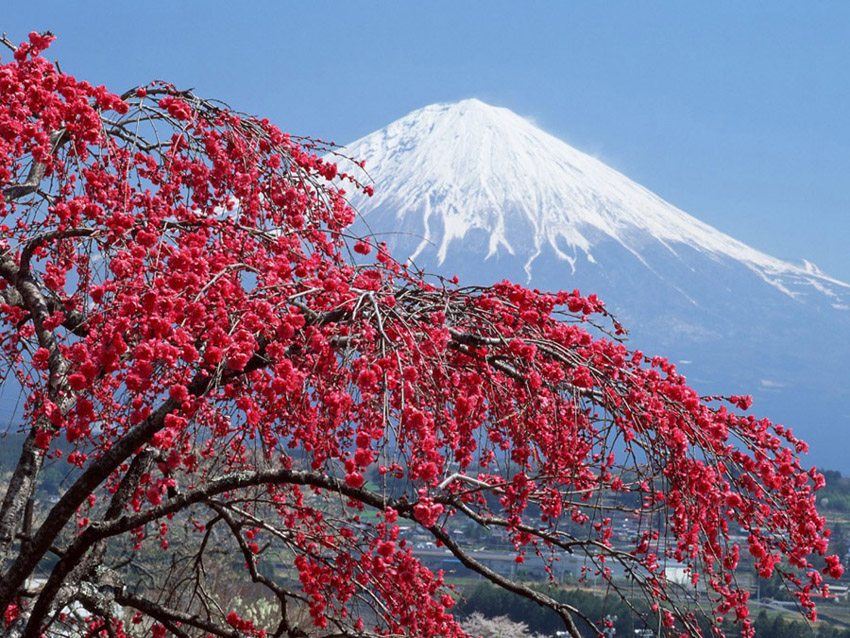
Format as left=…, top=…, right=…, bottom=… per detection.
left=457, top=582, right=640, bottom=638
left=0, top=32, right=843, bottom=637
left=818, top=471, right=850, bottom=513
left=459, top=584, right=850, bottom=638
left=460, top=612, right=547, bottom=638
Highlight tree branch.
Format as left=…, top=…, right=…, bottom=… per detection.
left=2, top=129, right=68, bottom=203
left=114, top=590, right=241, bottom=638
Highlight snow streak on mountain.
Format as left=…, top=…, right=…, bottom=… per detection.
left=336, top=98, right=850, bottom=471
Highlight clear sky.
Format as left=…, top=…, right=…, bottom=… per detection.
left=4, top=2, right=849, bottom=281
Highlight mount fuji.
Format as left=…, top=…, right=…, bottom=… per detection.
left=337, top=99, right=850, bottom=472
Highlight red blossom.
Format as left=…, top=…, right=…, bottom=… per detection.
left=0, top=36, right=838, bottom=638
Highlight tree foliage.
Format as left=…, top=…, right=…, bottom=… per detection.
left=0, top=32, right=842, bottom=638
left=459, top=612, right=547, bottom=638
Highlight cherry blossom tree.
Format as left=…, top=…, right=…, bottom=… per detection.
left=0, top=32, right=842, bottom=638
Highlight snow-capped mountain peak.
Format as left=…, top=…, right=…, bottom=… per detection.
left=340, top=99, right=849, bottom=301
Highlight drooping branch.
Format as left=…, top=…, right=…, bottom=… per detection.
left=113, top=590, right=240, bottom=638
left=19, top=464, right=599, bottom=638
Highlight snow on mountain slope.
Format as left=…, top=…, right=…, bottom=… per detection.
left=340, top=99, right=850, bottom=306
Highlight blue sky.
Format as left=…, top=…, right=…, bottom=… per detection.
left=5, top=2, right=849, bottom=281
